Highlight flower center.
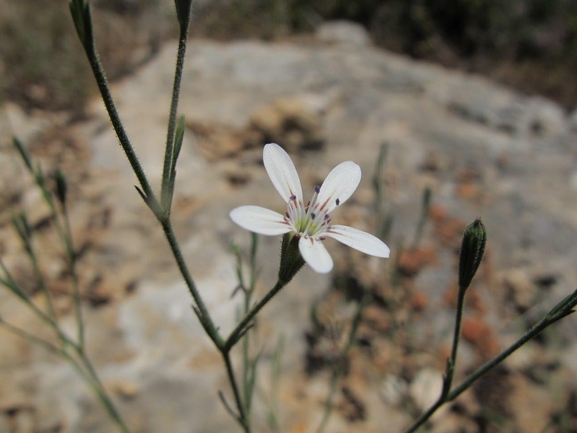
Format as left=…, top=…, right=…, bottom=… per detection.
left=285, top=186, right=331, bottom=238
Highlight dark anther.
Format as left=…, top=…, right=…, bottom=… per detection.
left=324, top=214, right=329, bottom=220
left=336, top=198, right=340, bottom=206
left=314, top=185, right=320, bottom=193
left=311, top=213, right=316, bottom=219
left=290, top=194, right=297, bottom=201
left=320, top=236, right=326, bottom=241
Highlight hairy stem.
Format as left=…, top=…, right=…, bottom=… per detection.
left=225, top=280, right=286, bottom=351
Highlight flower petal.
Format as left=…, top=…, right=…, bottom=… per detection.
left=263, top=143, right=303, bottom=203
left=326, top=225, right=390, bottom=258
left=298, top=237, right=334, bottom=273
left=230, top=206, right=292, bottom=236
left=316, top=161, right=361, bottom=214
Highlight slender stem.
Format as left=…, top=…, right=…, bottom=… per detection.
left=316, top=293, right=370, bottom=433
left=26, top=245, right=58, bottom=324
left=240, top=233, right=259, bottom=422
left=0, top=322, right=129, bottom=433
left=402, top=399, right=444, bottom=433
left=62, top=204, right=84, bottom=349
left=222, top=351, right=250, bottom=433
left=445, top=286, right=466, bottom=392
left=84, top=47, right=156, bottom=204
left=224, top=280, right=286, bottom=351
left=0, top=258, right=60, bottom=334
left=402, top=311, right=567, bottom=433
left=160, top=218, right=223, bottom=347
left=161, top=26, right=189, bottom=210
left=0, top=321, right=61, bottom=354
left=63, top=350, right=131, bottom=433
left=447, top=314, right=553, bottom=402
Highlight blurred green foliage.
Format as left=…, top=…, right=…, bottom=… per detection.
left=0, top=0, right=92, bottom=110
left=0, top=0, right=169, bottom=111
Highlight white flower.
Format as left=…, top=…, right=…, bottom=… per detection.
left=230, top=143, right=390, bottom=273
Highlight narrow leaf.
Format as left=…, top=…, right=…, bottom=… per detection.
left=13, top=137, right=33, bottom=172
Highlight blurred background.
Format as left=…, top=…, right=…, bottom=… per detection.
left=2, top=0, right=577, bottom=111
left=1, top=1, right=577, bottom=433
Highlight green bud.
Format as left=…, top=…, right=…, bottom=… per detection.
left=69, top=0, right=94, bottom=52
left=458, top=217, right=487, bottom=290
left=278, top=233, right=305, bottom=284
left=174, top=0, right=193, bottom=30
left=54, top=170, right=68, bottom=206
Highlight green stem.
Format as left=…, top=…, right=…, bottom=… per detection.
left=402, top=307, right=570, bottom=433
left=0, top=257, right=60, bottom=334
left=316, top=293, right=370, bottom=433
left=84, top=46, right=156, bottom=205
left=0, top=321, right=61, bottom=354
left=161, top=26, right=189, bottom=212
left=447, top=314, right=555, bottom=402
left=62, top=204, right=84, bottom=349
left=222, top=351, right=250, bottom=433
left=224, top=280, right=286, bottom=352
left=445, top=286, right=466, bottom=393
left=63, top=350, right=131, bottom=433
left=159, top=218, right=223, bottom=347
left=26, top=244, right=58, bottom=324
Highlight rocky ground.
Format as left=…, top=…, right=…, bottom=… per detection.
left=1, top=21, right=577, bottom=433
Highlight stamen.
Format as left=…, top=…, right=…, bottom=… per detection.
left=319, top=236, right=326, bottom=241
left=311, top=213, right=316, bottom=219
left=290, top=194, right=297, bottom=201
left=314, top=185, right=320, bottom=193
left=335, top=198, right=340, bottom=206
left=324, top=214, right=329, bottom=220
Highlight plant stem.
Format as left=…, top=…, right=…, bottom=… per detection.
left=445, top=286, right=466, bottom=392
left=224, top=280, right=286, bottom=351
left=316, top=293, right=370, bottom=433
left=0, top=321, right=60, bottom=354
left=63, top=350, right=131, bottom=433
left=26, top=244, right=58, bottom=324
left=161, top=24, right=189, bottom=212
left=62, top=203, right=85, bottom=349
left=84, top=48, right=156, bottom=204
left=159, top=218, right=223, bottom=347
left=402, top=304, right=573, bottom=433
left=222, top=350, right=250, bottom=433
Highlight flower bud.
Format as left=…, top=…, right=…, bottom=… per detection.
left=278, top=233, right=305, bottom=284
left=174, top=0, right=193, bottom=29
left=54, top=170, right=67, bottom=206
left=458, top=217, right=487, bottom=290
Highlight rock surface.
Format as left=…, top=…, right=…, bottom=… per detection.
left=1, top=21, right=577, bottom=433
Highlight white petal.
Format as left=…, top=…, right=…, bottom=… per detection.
left=326, top=225, right=390, bottom=258
left=298, top=237, right=333, bottom=273
left=230, top=206, right=292, bottom=236
left=263, top=143, right=303, bottom=203
left=316, top=161, right=361, bottom=214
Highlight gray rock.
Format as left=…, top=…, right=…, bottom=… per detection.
left=2, top=31, right=577, bottom=433
left=315, top=20, right=372, bottom=47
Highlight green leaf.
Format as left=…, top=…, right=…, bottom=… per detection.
left=13, top=137, right=33, bottom=172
